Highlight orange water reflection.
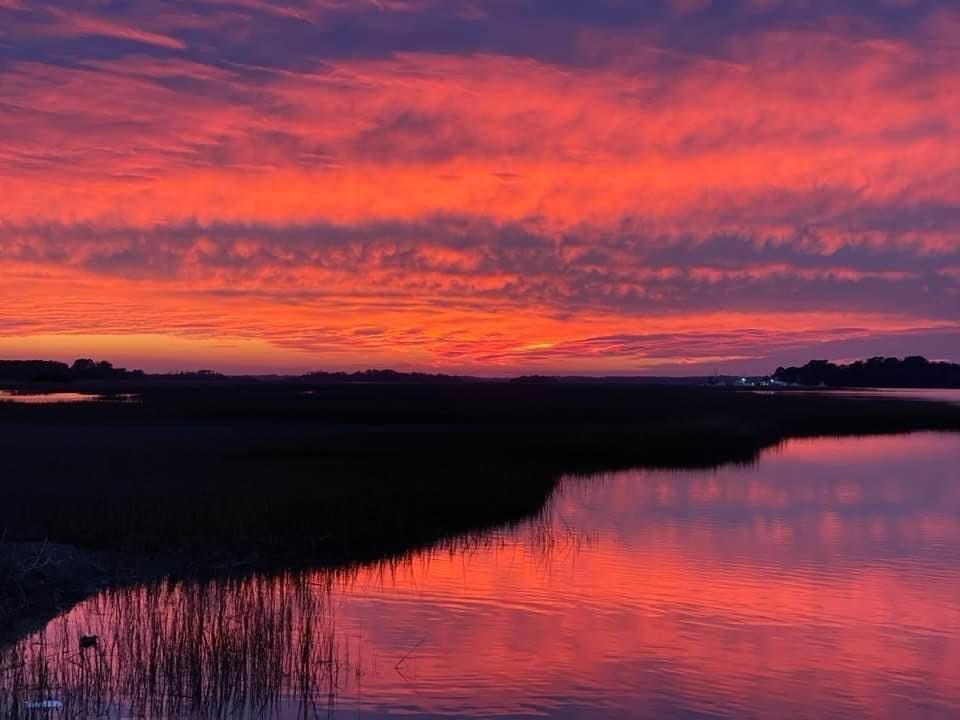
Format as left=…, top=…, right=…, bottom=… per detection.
left=0, top=391, right=139, bottom=404
left=5, top=433, right=960, bottom=718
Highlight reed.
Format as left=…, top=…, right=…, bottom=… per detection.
left=0, top=573, right=352, bottom=718
left=0, top=510, right=579, bottom=718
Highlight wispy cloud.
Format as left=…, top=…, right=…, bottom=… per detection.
left=0, top=1, right=958, bottom=370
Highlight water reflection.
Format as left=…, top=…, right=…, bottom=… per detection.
left=4, top=433, right=960, bottom=718
left=756, top=387, right=960, bottom=405
left=1, top=575, right=359, bottom=718
left=0, top=391, right=138, bottom=404
left=830, top=388, right=960, bottom=404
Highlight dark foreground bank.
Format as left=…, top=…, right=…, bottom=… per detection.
left=2, top=381, right=960, bottom=639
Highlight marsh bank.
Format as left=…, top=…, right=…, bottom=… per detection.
left=2, top=381, right=960, bottom=642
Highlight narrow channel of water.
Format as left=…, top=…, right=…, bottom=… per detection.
left=0, top=391, right=139, bottom=404
left=3, top=432, right=960, bottom=718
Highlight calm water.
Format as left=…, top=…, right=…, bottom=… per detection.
left=0, top=391, right=138, bottom=404
left=0, top=391, right=102, bottom=404
left=752, top=387, right=960, bottom=405
left=823, top=388, right=960, bottom=404
left=4, top=432, right=960, bottom=718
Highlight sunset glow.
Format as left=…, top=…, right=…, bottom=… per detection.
left=2, top=1, right=959, bottom=372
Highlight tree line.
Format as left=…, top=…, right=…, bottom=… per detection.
left=773, top=356, right=960, bottom=388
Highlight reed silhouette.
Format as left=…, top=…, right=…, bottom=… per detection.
left=0, top=573, right=349, bottom=718
left=0, top=507, right=586, bottom=718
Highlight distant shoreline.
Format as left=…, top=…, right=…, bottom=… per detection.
left=2, top=354, right=959, bottom=390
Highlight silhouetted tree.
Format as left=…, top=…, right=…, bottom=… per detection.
left=773, top=357, right=960, bottom=388
left=0, top=361, right=71, bottom=382
left=71, top=359, right=97, bottom=372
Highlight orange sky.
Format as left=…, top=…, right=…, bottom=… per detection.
left=1, top=1, right=958, bottom=372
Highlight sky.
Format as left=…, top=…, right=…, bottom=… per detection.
left=1, top=0, right=958, bottom=375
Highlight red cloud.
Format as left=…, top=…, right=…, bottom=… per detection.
left=1, top=6, right=959, bottom=370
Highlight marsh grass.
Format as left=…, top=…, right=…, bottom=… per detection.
left=0, top=510, right=582, bottom=718
left=0, top=542, right=59, bottom=626
left=0, top=573, right=352, bottom=719
left=1, top=382, right=958, bottom=647
left=1, top=383, right=958, bottom=557
left=1, top=382, right=957, bottom=717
